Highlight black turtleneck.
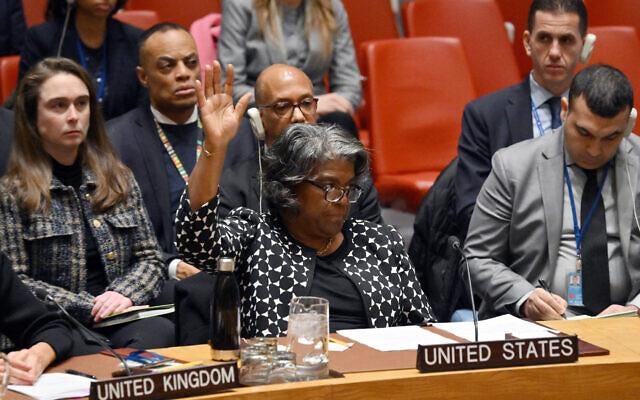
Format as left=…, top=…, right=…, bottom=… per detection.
left=52, top=158, right=108, bottom=296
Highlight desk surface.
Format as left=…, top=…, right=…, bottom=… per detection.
left=8, top=318, right=640, bottom=400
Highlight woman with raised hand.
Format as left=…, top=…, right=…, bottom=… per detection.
left=177, top=61, right=434, bottom=338
left=0, top=57, right=173, bottom=349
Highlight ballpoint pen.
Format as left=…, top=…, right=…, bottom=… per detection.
left=65, top=369, right=97, bottom=380
left=538, top=279, right=567, bottom=319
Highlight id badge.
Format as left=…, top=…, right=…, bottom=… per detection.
left=567, top=271, right=584, bottom=306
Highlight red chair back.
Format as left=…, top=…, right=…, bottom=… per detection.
left=23, top=0, right=47, bottom=27
left=402, top=0, right=520, bottom=97
left=585, top=0, right=640, bottom=30
left=113, top=10, right=160, bottom=30
left=581, top=26, right=640, bottom=102
left=0, top=56, right=20, bottom=104
left=126, top=0, right=221, bottom=28
left=363, top=37, right=476, bottom=211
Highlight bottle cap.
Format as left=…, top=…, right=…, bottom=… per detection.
left=217, top=257, right=235, bottom=272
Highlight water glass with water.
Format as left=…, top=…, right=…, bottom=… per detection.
left=286, top=296, right=329, bottom=380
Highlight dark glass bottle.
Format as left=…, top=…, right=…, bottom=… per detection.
left=210, top=257, right=241, bottom=361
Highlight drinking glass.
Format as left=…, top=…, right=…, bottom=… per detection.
left=286, top=296, right=329, bottom=380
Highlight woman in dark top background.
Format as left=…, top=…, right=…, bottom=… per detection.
left=19, top=0, right=145, bottom=120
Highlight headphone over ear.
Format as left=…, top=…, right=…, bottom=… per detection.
left=625, top=107, right=637, bottom=137
left=247, top=108, right=266, bottom=141
left=579, top=33, right=596, bottom=64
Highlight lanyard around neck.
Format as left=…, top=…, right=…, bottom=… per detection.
left=154, top=119, right=202, bottom=184
left=75, top=36, right=107, bottom=103
left=563, top=155, right=610, bottom=267
left=531, top=101, right=547, bottom=137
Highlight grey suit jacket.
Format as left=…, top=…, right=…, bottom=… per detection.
left=218, top=0, right=362, bottom=108
left=464, top=130, right=640, bottom=317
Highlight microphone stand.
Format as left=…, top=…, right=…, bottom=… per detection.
left=450, top=237, right=479, bottom=342
left=35, top=289, right=132, bottom=377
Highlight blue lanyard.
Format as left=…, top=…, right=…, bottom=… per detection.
left=75, top=36, right=107, bottom=103
left=531, top=102, right=546, bottom=137
left=563, top=156, right=610, bottom=266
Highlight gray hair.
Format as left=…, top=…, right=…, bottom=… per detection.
left=263, top=123, right=370, bottom=213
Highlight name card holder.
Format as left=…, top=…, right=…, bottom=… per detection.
left=416, top=336, right=579, bottom=373
left=89, top=362, right=239, bottom=400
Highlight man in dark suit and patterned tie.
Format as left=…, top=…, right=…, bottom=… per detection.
left=465, top=65, right=640, bottom=321
left=455, top=0, right=589, bottom=236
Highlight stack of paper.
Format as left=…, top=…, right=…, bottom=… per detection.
left=337, top=325, right=456, bottom=352
left=8, top=373, right=93, bottom=400
left=433, top=314, right=558, bottom=342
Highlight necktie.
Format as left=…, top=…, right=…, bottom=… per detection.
left=580, top=168, right=610, bottom=314
left=547, top=96, right=562, bottom=129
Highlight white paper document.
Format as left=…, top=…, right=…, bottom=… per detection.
left=8, top=372, right=93, bottom=400
left=337, top=325, right=456, bottom=352
left=433, top=314, right=558, bottom=342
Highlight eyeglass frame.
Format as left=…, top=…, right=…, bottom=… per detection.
left=257, top=97, right=319, bottom=118
left=303, top=179, right=363, bottom=203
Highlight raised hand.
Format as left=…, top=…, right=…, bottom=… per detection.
left=197, top=61, right=252, bottom=151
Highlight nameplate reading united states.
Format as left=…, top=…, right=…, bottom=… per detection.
left=89, top=362, right=239, bottom=400
left=416, top=336, right=579, bottom=373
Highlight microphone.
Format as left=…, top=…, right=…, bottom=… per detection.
left=35, top=288, right=132, bottom=376
left=56, top=0, right=76, bottom=57
left=448, top=236, right=479, bottom=342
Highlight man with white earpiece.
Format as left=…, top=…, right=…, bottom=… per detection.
left=465, top=65, right=640, bottom=321
left=456, top=0, right=592, bottom=237
left=218, top=64, right=383, bottom=224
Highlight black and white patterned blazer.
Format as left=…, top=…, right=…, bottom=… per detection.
left=176, top=194, right=436, bottom=338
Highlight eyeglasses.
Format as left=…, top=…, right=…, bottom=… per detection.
left=258, top=97, right=319, bottom=118
left=304, top=180, right=363, bottom=203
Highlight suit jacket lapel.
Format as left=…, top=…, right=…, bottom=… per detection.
left=538, top=131, right=565, bottom=269
left=506, top=79, right=534, bottom=144
left=615, top=140, right=637, bottom=264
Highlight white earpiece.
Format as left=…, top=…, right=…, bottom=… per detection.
left=580, top=33, right=596, bottom=64
left=625, top=107, right=637, bottom=137
left=247, top=107, right=265, bottom=141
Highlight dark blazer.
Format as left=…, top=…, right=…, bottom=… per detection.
left=0, top=0, right=26, bottom=56
left=20, top=18, right=145, bottom=120
left=455, top=78, right=533, bottom=236
left=0, top=107, right=14, bottom=176
left=107, top=106, right=257, bottom=264
left=0, top=252, right=73, bottom=358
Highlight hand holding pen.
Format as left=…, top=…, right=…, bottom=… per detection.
left=520, top=279, right=567, bottom=321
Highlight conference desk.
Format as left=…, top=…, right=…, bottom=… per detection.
left=8, top=317, right=640, bottom=399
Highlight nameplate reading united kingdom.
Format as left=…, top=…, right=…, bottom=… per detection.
left=416, top=336, right=579, bottom=373
left=89, top=362, right=239, bottom=400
